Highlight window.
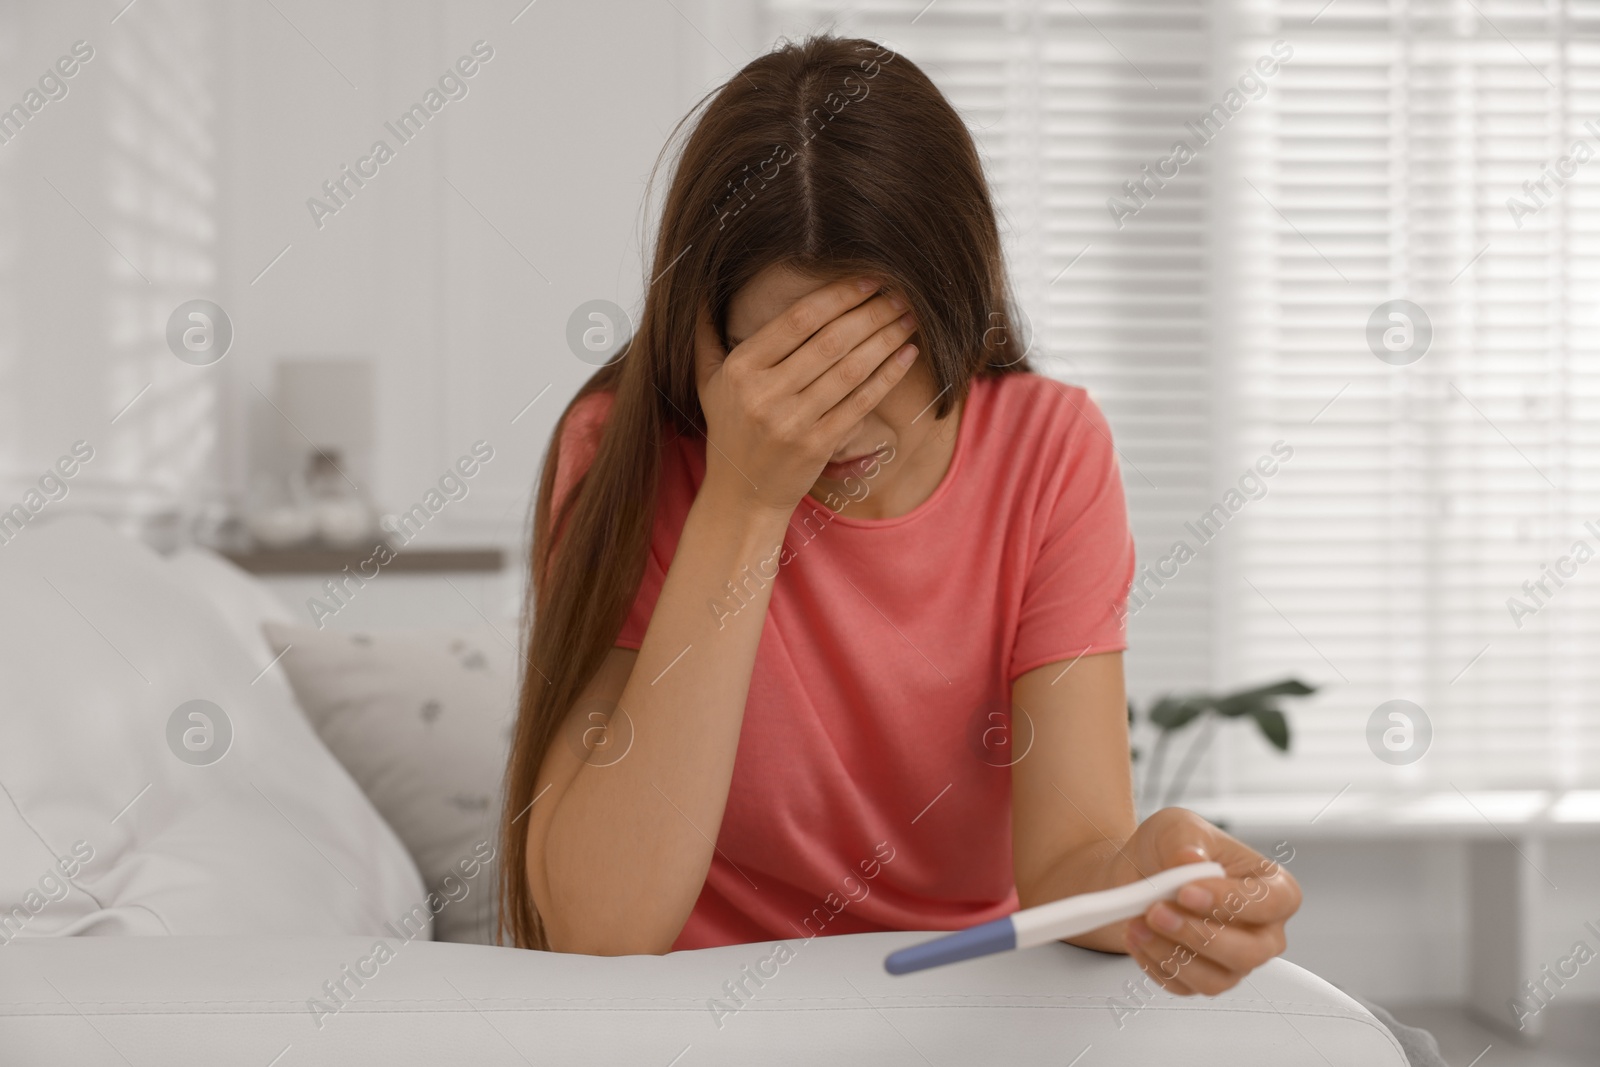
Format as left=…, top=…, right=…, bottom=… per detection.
left=1225, top=0, right=1600, bottom=789
left=763, top=0, right=1600, bottom=790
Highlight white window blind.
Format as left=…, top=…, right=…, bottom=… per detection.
left=764, top=0, right=1219, bottom=704
left=1222, top=0, right=1600, bottom=790
left=761, top=0, right=1600, bottom=790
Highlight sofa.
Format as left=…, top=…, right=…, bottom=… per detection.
left=0, top=517, right=1406, bottom=1065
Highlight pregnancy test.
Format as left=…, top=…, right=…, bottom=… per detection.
left=884, top=861, right=1226, bottom=975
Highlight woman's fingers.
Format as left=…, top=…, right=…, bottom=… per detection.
left=1132, top=955, right=1196, bottom=995
left=1177, top=871, right=1300, bottom=929
left=819, top=341, right=919, bottom=436
left=735, top=277, right=882, bottom=372
left=772, top=289, right=910, bottom=397
left=1140, top=901, right=1286, bottom=974
left=716, top=273, right=913, bottom=425
left=1147, top=809, right=1302, bottom=928
left=1128, top=920, right=1244, bottom=996
left=1126, top=924, right=1200, bottom=995
left=799, top=303, right=918, bottom=417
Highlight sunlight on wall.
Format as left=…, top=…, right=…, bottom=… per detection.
left=0, top=18, right=18, bottom=481
left=101, top=0, right=220, bottom=533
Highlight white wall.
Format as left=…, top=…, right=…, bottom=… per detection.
left=214, top=0, right=749, bottom=559
left=1, top=0, right=757, bottom=563
left=0, top=0, right=223, bottom=534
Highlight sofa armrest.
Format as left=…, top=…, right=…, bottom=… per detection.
left=0, top=932, right=1405, bottom=1065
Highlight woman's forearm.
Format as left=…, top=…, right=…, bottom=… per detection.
left=539, top=480, right=791, bottom=954
left=1018, top=836, right=1143, bottom=954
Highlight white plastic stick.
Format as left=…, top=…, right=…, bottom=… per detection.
left=1012, top=861, right=1226, bottom=948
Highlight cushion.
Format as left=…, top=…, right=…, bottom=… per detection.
left=0, top=516, right=425, bottom=940
left=0, top=932, right=1408, bottom=1065
left=162, top=546, right=304, bottom=728
left=261, top=622, right=516, bottom=944
left=163, top=546, right=297, bottom=670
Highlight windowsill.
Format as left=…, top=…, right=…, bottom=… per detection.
left=1184, top=789, right=1600, bottom=839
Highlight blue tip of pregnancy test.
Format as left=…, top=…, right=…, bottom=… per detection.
left=884, top=917, right=1018, bottom=975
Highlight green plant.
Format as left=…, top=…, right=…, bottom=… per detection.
left=1130, top=678, right=1316, bottom=809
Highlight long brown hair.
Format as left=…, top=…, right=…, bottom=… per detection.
left=499, top=34, right=1033, bottom=949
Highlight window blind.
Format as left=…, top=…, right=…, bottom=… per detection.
left=760, top=0, right=1600, bottom=790
left=763, top=0, right=1220, bottom=706
left=1221, top=0, right=1600, bottom=790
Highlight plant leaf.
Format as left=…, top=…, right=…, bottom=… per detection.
left=1250, top=706, right=1290, bottom=751
left=1150, top=697, right=1206, bottom=731
left=1213, top=678, right=1316, bottom=717
left=1214, top=699, right=1257, bottom=718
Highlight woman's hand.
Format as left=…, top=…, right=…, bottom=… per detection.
left=1121, top=807, right=1301, bottom=996
left=693, top=277, right=919, bottom=515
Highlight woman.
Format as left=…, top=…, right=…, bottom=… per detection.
left=499, top=34, right=1300, bottom=998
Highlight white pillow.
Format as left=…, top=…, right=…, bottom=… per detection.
left=164, top=546, right=297, bottom=670
left=262, top=622, right=516, bottom=945
left=0, top=516, right=426, bottom=940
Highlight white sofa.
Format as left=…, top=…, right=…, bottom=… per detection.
left=1, top=932, right=1405, bottom=1065
left=0, top=518, right=1407, bottom=1065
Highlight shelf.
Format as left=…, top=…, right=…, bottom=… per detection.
left=221, top=543, right=505, bottom=575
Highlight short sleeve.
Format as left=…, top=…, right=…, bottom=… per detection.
left=1008, top=391, right=1136, bottom=680
left=547, top=392, right=614, bottom=529
left=615, top=541, right=667, bottom=650
left=545, top=392, right=659, bottom=651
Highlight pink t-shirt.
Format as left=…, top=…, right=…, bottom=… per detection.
left=549, top=372, right=1134, bottom=949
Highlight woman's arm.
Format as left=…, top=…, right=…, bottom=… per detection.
left=1011, top=652, right=1301, bottom=994
left=528, top=277, right=919, bottom=955
left=528, top=491, right=790, bottom=955
left=1010, top=652, right=1138, bottom=950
